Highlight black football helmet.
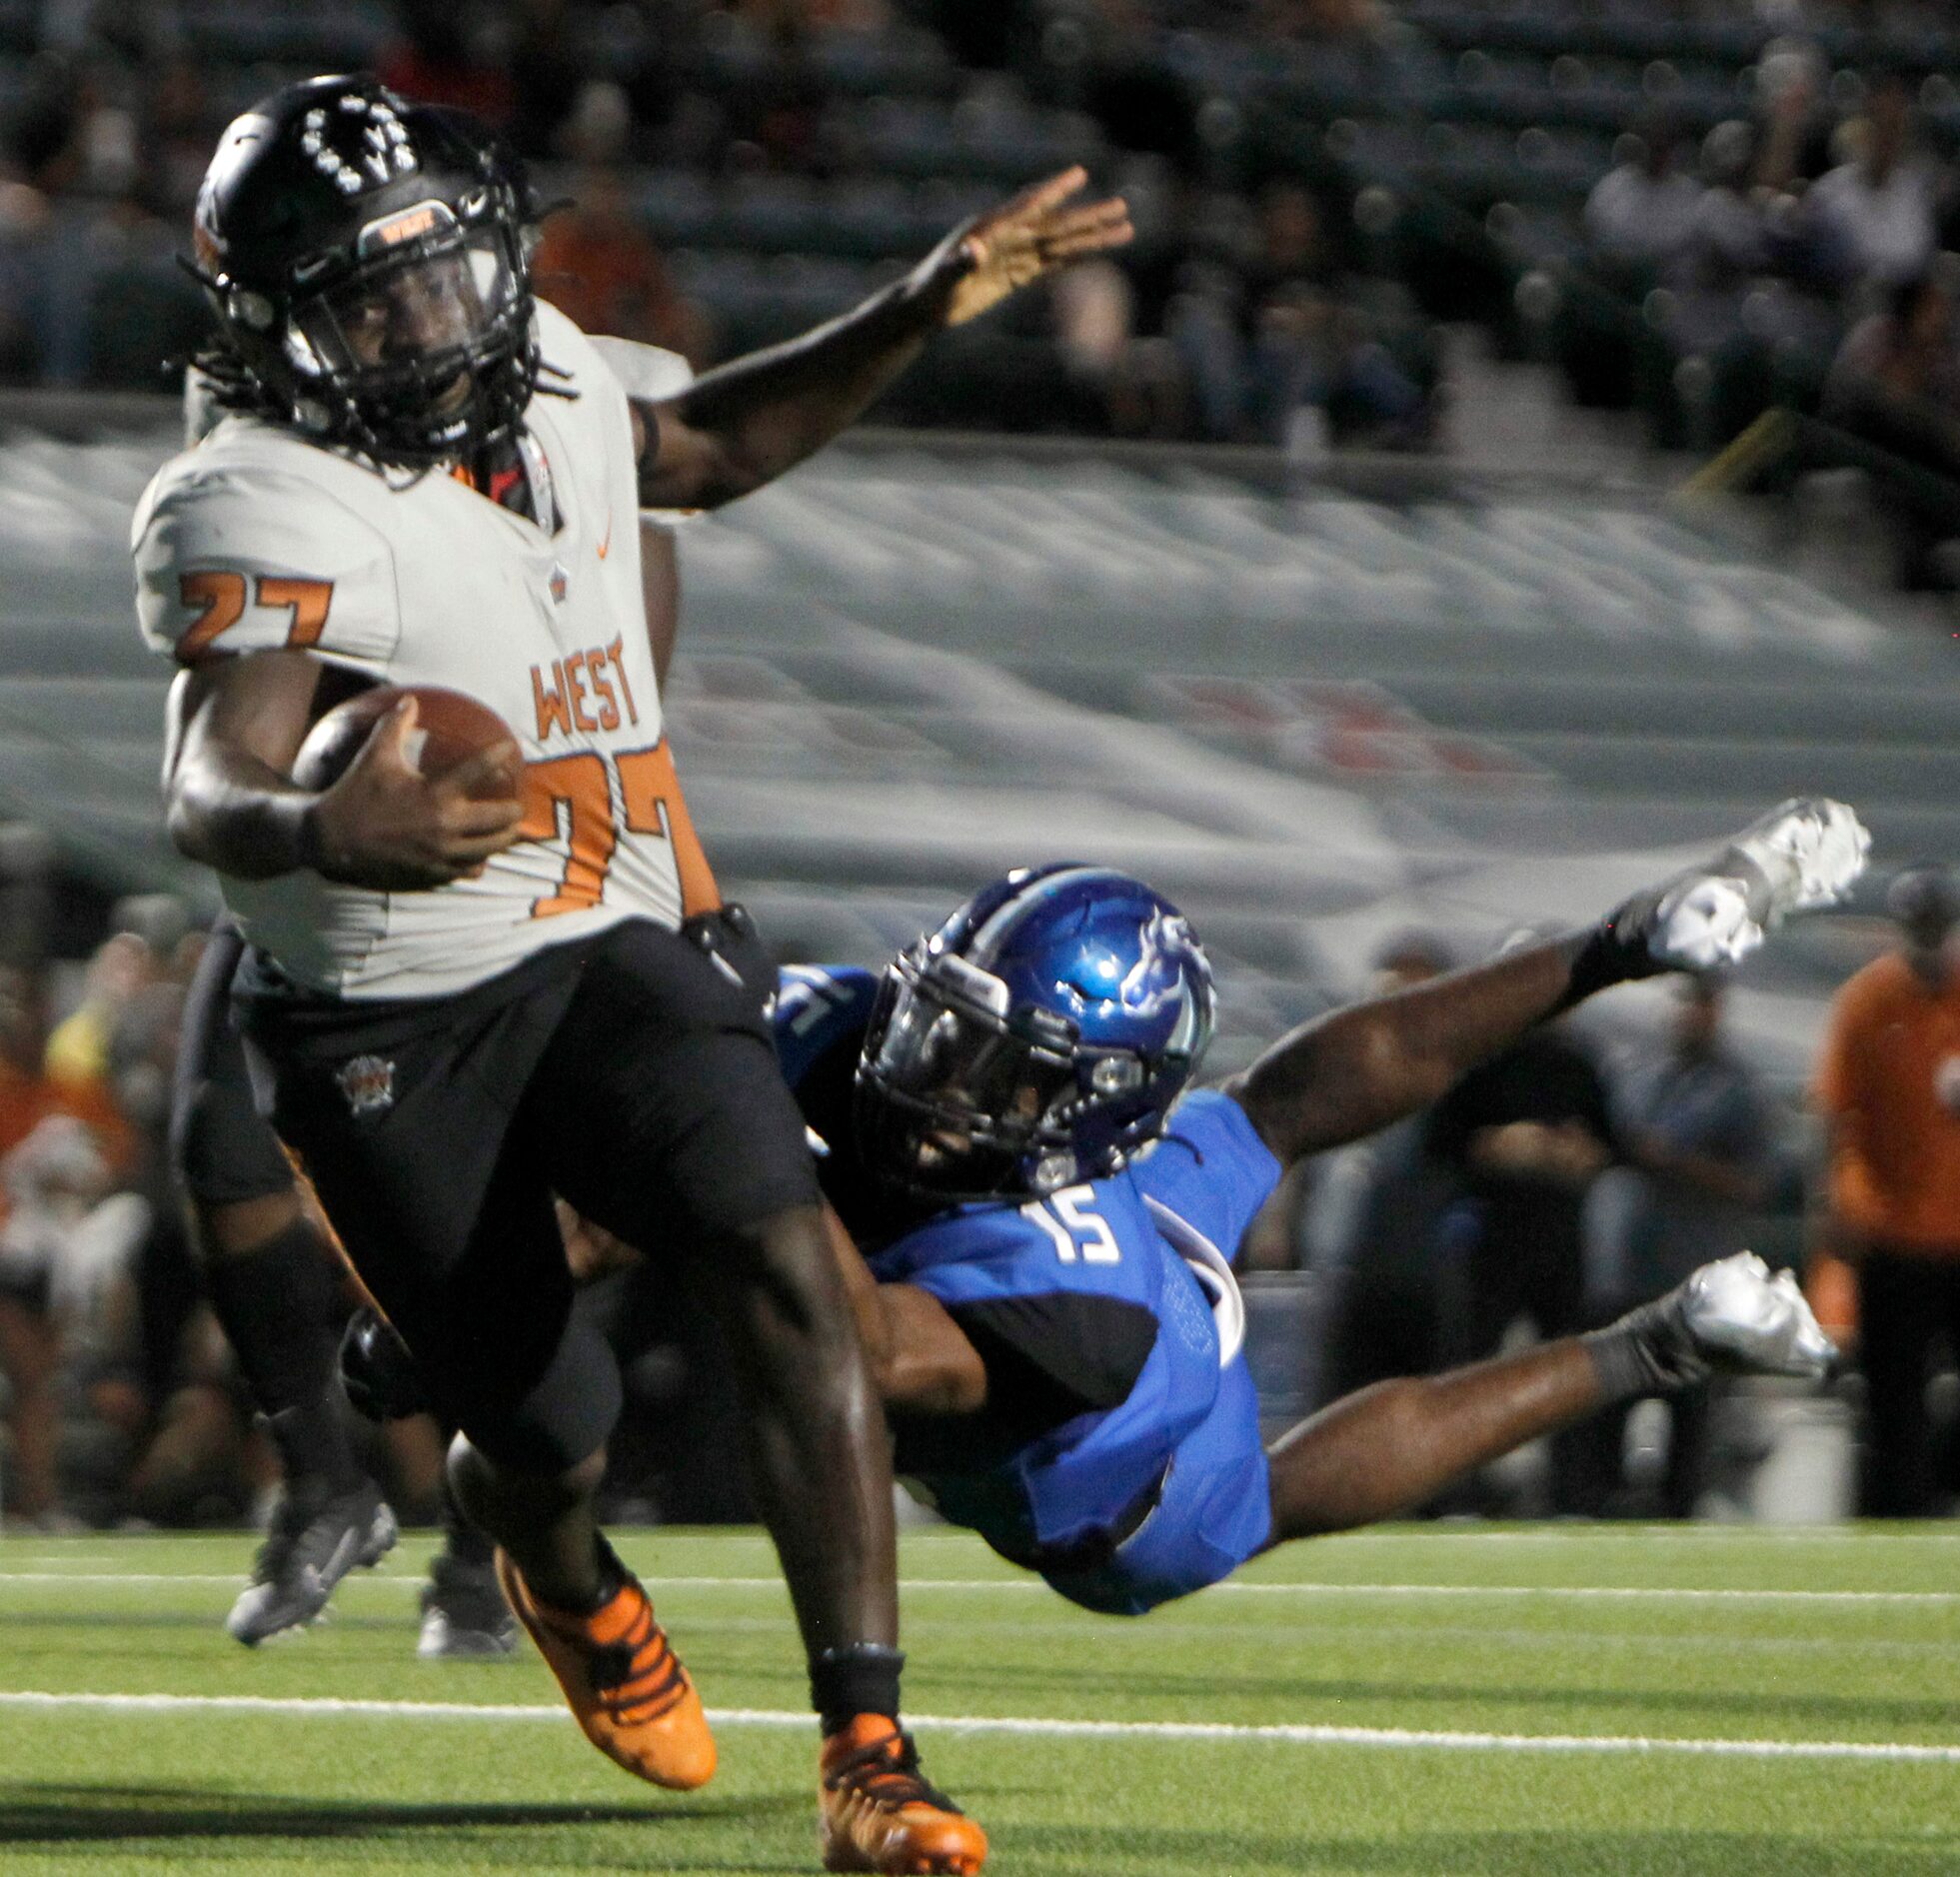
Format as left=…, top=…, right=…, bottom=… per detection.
left=190, top=75, right=539, bottom=467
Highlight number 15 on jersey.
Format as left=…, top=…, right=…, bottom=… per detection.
left=1020, top=1187, right=1120, bottom=1264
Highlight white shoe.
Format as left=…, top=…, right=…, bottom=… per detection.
left=1649, top=799, right=1869, bottom=970
left=1681, top=1252, right=1837, bottom=1381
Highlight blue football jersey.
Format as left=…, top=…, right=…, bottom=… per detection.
left=772, top=963, right=882, bottom=1098
left=769, top=965, right=1282, bottom=1571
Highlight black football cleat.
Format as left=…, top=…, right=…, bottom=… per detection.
left=417, top=1548, right=519, bottom=1659
left=225, top=1477, right=397, bottom=1646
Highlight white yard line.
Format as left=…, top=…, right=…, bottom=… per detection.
left=0, top=1688, right=1956, bottom=1765
left=0, top=1571, right=1954, bottom=1606
left=0, top=1559, right=118, bottom=1575
left=6, top=1528, right=1949, bottom=1551
left=1321, top=1528, right=1960, bottom=1544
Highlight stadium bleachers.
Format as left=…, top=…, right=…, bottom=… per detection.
left=2, top=416, right=1940, bottom=1074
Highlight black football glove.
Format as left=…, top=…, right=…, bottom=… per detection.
left=338, top=1305, right=431, bottom=1422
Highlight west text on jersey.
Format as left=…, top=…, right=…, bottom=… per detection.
left=532, top=637, right=641, bottom=742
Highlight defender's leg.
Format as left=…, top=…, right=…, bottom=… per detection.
left=1266, top=1252, right=1833, bottom=1542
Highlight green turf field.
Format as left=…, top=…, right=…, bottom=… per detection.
left=0, top=1523, right=1956, bottom=1875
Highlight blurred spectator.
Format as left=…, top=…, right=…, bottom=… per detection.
left=1814, top=865, right=1960, bottom=1517
left=504, top=0, right=595, bottom=161
left=1165, top=254, right=1247, bottom=439
left=0, top=51, right=203, bottom=389
left=1823, top=269, right=1960, bottom=586
left=0, top=55, right=83, bottom=382
left=1250, top=183, right=1328, bottom=294
left=1588, top=977, right=1776, bottom=1515
left=1584, top=119, right=1702, bottom=281
left=531, top=84, right=712, bottom=360
left=0, top=962, right=63, bottom=1521
left=1750, top=39, right=1833, bottom=196
left=1424, top=1002, right=1618, bottom=1514
left=722, top=6, right=835, bottom=173
left=377, top=1, right=516, bottom=128
left=1169, top=181, right=1435, bottom=447
left=0, top=1110, right=113, bottom=1524
left=1802, top=72, right=1942, bottom=293
left=1311, top=933, right=1463, bottom=1405
left=1051, top=256, right=1185, bottom=436
left=44, top=930, right=144, bottom=1162
left=1615, top=978, right=1775, bottom=1276
left=137, top=55, right=216, bottom=218
left=1690, top=121, right=1771, bottom=291
left=1253, top=285, right=1432, bottom=451
left=0, top=958, right=136, bottom=1525
left=1, top=965, right=73, bottom=1164
left=86, top=944, right=267, bottom=1528
left=1259, top=184, right=1435, bottom=448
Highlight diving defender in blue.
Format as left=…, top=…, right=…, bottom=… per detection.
left=772, top=812, right=1855, bottom=1615
left=346, top=805, right=1858, bottom=1615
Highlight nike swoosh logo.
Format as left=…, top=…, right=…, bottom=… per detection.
left=597, top=510, right=614, bottom=560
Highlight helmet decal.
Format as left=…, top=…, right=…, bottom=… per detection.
left=192, top=114, right=271, bottom=267
left=299, top=95, right=416, bottom=194
left=1119, top=909, right=1205, bottom=1020
left=358, top=200, right=454, bottom=256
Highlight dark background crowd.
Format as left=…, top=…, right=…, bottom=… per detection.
left=10, top=0, right=1960, bottom=568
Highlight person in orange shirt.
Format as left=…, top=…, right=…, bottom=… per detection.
left=1814, top=864, right=1960, bottom=1515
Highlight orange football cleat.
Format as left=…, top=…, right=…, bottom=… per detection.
left=819, top=1715, right=987, bottom=1874
left=495, top=1546, right=716, bottom=1790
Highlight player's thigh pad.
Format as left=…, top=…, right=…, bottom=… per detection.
left=172, top=922, right=295, bottom=1207
left=240, top=950, right=619, bottom=1471
left=1043, top=1361, right=1274, bottom=1616
left=529, top=913, right=821, bottom=1253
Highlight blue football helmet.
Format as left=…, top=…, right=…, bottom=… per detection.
left=855, top=865, right=1216, bottom=1202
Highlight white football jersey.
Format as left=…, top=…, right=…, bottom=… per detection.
left=133, top=303, right=710, bottom=1000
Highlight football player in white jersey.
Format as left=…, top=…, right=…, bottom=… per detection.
left=139, top=76, right=1127, bottom=1876
left=165, top=374, right=699, bottom=1661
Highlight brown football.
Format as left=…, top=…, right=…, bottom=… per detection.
left=292, top=685, right=521, bottom=800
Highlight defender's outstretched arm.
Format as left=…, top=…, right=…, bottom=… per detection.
left=819, top=1208, right=988, bottom=1417
left=632, top=168, right=1131, bottom=511
left=1229, top=800, right=1868, bottom=1165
